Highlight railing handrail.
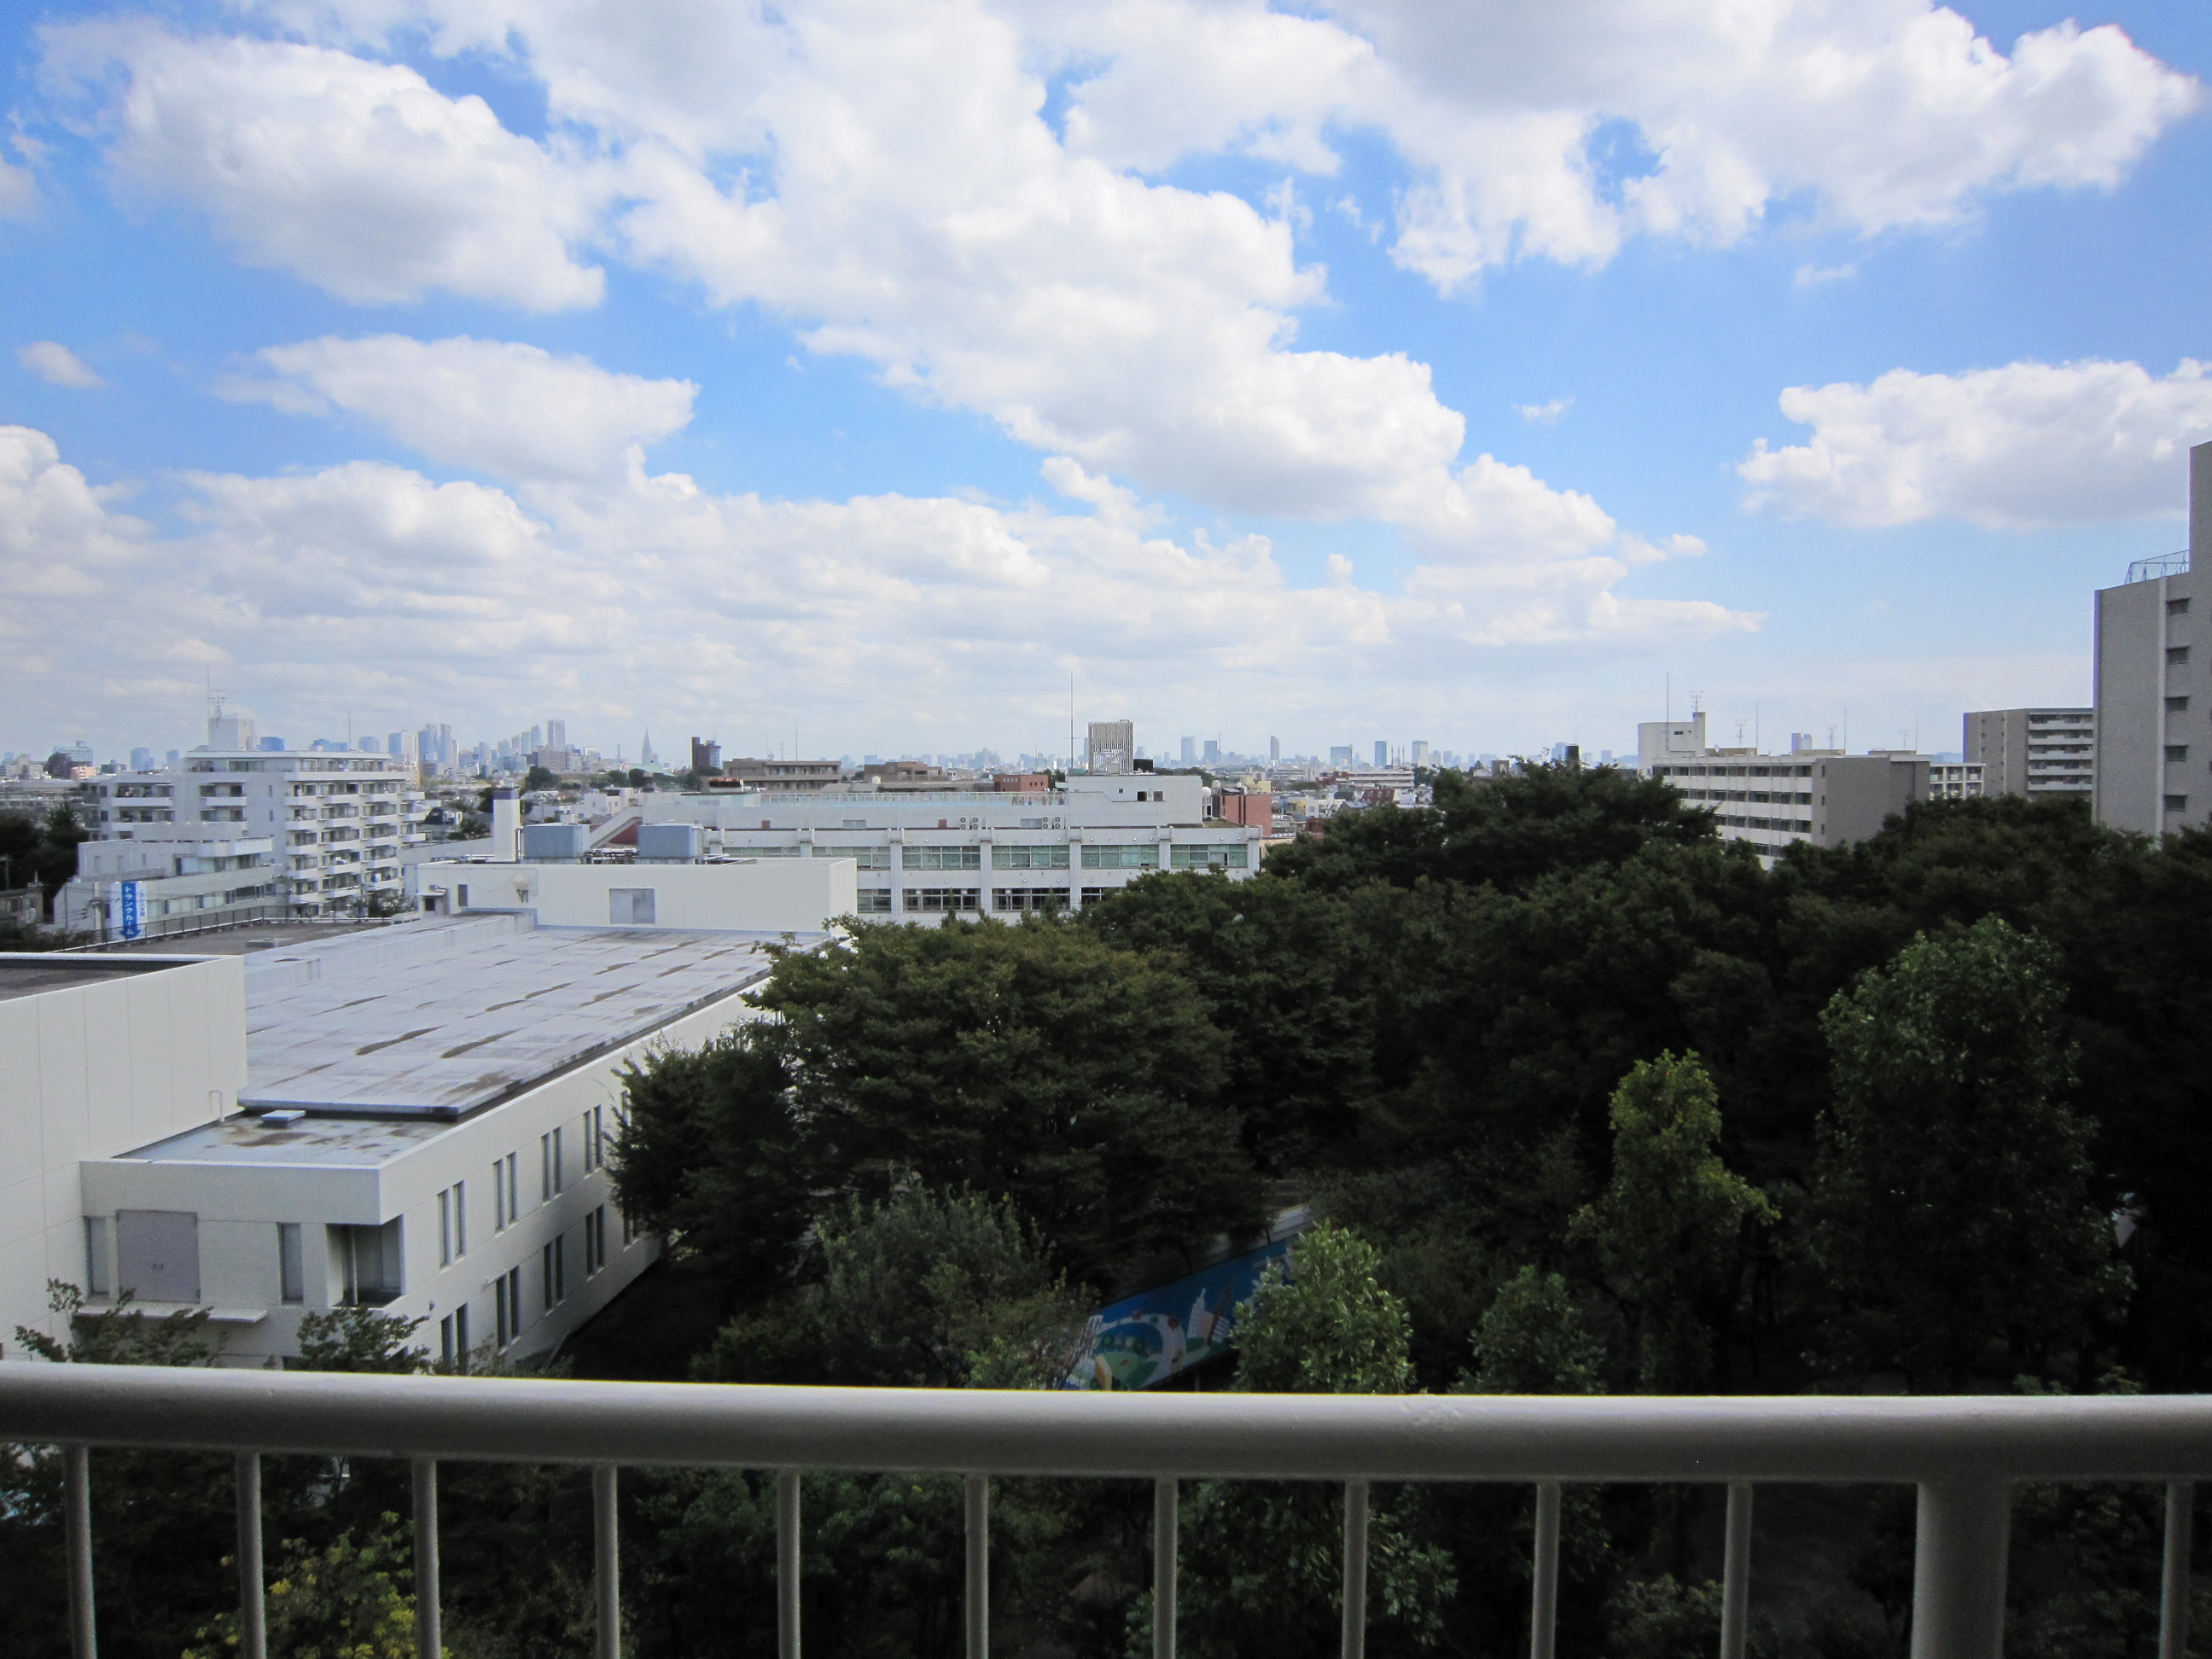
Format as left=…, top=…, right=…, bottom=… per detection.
left=7, top=1365, right=2212, bottom=1484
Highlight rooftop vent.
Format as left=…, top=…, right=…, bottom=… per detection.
left=258, top=1109, right=306, bottom=1127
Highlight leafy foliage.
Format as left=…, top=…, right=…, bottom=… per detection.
left=183, top=1516, right=424, bottom=1659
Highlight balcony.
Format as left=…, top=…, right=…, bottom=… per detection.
left=3, top=1368, right=2207, bottom=1659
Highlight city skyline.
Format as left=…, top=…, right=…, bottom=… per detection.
left=4, top=1, right=2209, bottom=754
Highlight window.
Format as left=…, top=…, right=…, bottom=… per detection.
left=2172, top=597, right=2192, bottom=616
left=278, top=1223, right=304, bottom=1303
left=1080, top=887, right=1112, bottom=905
left=544, top=1237, right=567, bottom=1309
left=620, top=1207, right=637, bottom=1247
left=439, top=1306, right=472, bottom=1371
left=1080, top=844, right=1159, bottom=869
left=992, top=888, right=1069, bottom=911
left=2167, top=795, right=2191, bottom=814
left=992, top=845, right=1069, bottom=870
left=438, top=1183, right=467, bottom=1263
left=494, top=1153, right=519, bottom=1229
left=439, top=1189, right=451, bottom=1266
left=2168, top=697, right=2190, bottom=713
left=902, top=845, right=981, bottom=870
left=84, top=1217, right=111, bottom=1298
left=583, top=1106, right=605, bottom=1173
left=903, top=888, right=981, bottom=912
left=814, top=845, right=891, bottom=869
left=608, top=888, right=656, bottom=924
left=2169, top=647, right=2192, bottom=666
left=495, top=1266, right=522, bottom=1348
left=1169, top=844, right=1251, bottom=870
left=585, top=1207, right=608, bottom=1275
left=336, top=1220, right=404, bottom=1307
left=543, top=1128, right=565, bottom=1198
left=2169, top=746, right=2191, bottom=764
left=856, top=889, right=893, bottom=913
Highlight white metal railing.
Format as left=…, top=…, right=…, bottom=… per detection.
left=3, top=1366, right=2209, bottom=1659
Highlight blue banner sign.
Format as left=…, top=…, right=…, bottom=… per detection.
left=116, top=881, right=143, bottom=940
left=1067, top=1231, right=1301, bottom=1390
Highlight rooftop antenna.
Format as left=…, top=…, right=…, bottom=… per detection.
left=1826, top=724, right=1837, bottom=749
left=1734, top=719, right=1748, bottom=747
left=1068, top=669, right=1076, bottom=774
left=1755, top=701, right=1761, bottom=752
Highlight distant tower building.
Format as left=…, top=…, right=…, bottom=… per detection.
left=1203, top=739, right=1221, bottom=765
left=1086, top=719, right=1133, bottom=775
left=1411, top=741, right=1429, bottom=768
left=640, top=732, right=659, bottom=767
left=1330, top=744, right=1353, bottom=766
left=1179, top=736, right=1196, bottom=765
left=546, top=719, right=568, bottom=749
left=690, top=736, right=722, bottom=775
left=1269, top=736, right=1281, bottom=764
left=129, top=747, right=154, bottom=772
left=1373, top=740, right=1388, bottom=767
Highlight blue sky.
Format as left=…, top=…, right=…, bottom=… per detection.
left=3, top=0, right=2209, bottom=765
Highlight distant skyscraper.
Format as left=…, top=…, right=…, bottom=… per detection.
left=546, top=719, right=568, bottom=748
left=259, top=736, right=286, bottom=752
left=1179, top=736, right=1196, bottom=765
left=1330, top=744, right=1353, bottom=766
left=690, top=736, right=721, bottom=774
left=1086, top=719, right=1133, bottom=774
left=1373, top=740, right=1388, bottom=766
left=1202, top=739, right=1221, bottom=764
left=640, top=731, right=659, bottom=767
left=1411, top=740, right=1429, bottom=768
left=1269, top=736, right=1280, bottom=763
left=129, top=747, right=154, bottom=772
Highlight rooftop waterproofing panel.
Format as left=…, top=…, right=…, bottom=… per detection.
left=239, top=924, right=815, bottom=1118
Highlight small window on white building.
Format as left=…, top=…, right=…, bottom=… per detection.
left=277, top=1223, right=304, bottom=1303
left=84, top=1217, right=111, bottom=1298
left=336, top=1220, right=404, bottom=1307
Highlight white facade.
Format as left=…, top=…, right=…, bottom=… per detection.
left=634, top=772, right=1262, bottom=921
left=81, top=748, right=429, bottom=918
left=418, top=854, right=857, bottom=934
left=1646, top=750, right=1954, bottom=854
left=57, top=826, right=286, bottom=940
left=4, top=911, right=824, bottom=1368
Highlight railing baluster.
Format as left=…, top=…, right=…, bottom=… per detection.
left=964, top=1473, right=988, bottom=1659
left=236, top=1452, right=266, bottom=1659
left=1720, top=1482, right=1752, bottom=1659
left=1341, top=1479, right=1371, bottom=1659
left=2163, top=1481, right=2194, bottom=1659
left=1529, top=1481, right=1562, bottom=1659
left=412, top=1457, right=440, bottom=1659
left=777, top=1470, right=801, bottom=1659
left=1909, top=1478, right=2010, bottom=1659
left=1153, top=1477, right=1177, bottom=1659
left=592, top=1464, right=619, bottom=1659
left=65, top=1444, right=95, bottom=1659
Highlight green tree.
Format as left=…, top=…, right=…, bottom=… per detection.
left=1806, top=917, right=2125, bottom=1388
left=1569, top=1052, right=1774, bottom=1391
left=293, top=1306, right=434, bottom=1373
left=693, top=1187, right=1094, bottom=1388
left=521, top=764, right=559, bottom=793
left=184, top=1516, right=426, bottom=1659
left=749, top=917, right=1257, bottom=1280
left=1462, top=1266, right=1603, bottom=1395
left=1157, top=1225, right=1453, bottom=1659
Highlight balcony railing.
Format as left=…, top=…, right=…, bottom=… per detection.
left=2128, top=550, right=2191, bottom=584
left=3, top=1366, right=2209, bottom=1659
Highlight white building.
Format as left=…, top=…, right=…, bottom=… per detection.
left=1645, top=749, right=1974, bottom=856
left=56, top=826, right=287, bottom=940
left=610, top=771, right=1261, bottom=920
left=1965, top=708, right=2095, bottom=801
left=79, top=724, right=429, bottom=920
left=3, top=863, right=843, bottom=1366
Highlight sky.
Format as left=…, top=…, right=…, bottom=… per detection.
left=3, top=0, right=2210, bottom=766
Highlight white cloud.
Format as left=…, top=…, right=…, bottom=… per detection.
left=0, top=157, right=35, bottom=218
left=218, top=335, right=697, bottom=482
left=1517, top=397, right=1574, bottom=425
left=1793, top=263, right=1856, bottom=288
left=1738, top=358, right=2212, bottom=529
left=18, top=341, right=103, bottom=387
left=3, top=422, right=1755, bottom=751
left=44, top=24, right=607, bottom=310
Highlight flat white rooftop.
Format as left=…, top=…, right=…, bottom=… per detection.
left=120, top=1111, right=455, bottom=1167
left=236, top=924, right=812, bottom=1119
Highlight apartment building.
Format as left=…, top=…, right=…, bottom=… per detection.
left=1646, top=750, right=1964, bottom=856
left=638, top=771, right=1262, bottom=920
left=3, top=880, right=839, bottom=1365
left=1965, top=708, right=2095, bottom=800
left=56, top=827, right=287, bottom=940
left=2094, top=440, right=2211, bottom=835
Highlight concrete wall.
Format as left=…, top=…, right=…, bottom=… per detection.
left=1813, top=756, right=1930, bottom=847
left=0, top=954, right=247, bottom=1356
left=419, top=856, right=856, bottom=934
left=2095, top=571, right=2188, bottom=835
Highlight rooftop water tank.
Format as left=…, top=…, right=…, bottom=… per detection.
left=521, top=823, right=590, bottom=862
left=637, top=822, right=702, bottom=862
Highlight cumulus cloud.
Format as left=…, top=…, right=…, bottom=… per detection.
left=18, top=341, right=103, bottom=387
left=1738, top=359, right=2212, bottom=529
left=3, top=422, right=1756, bottom=748
left=44, top=24, right=607, bottom=310
left=0, top=156, right=35, bottom=218
left=218, top=335, right=697, bottom=482
left=1517, top=397, right=1574, bottom=425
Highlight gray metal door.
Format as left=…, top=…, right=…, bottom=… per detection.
left=116, top=1210, right=201, bottom=1302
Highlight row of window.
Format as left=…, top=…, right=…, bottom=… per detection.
left=744, top=841, right=1252, bottom=871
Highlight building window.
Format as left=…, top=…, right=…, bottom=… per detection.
left=1080, top=887, right=1112, bottom=905
left=620, top=1207, right=637, bottom=1247
left=2171, top=597, right=2192, bottom=616
left=992, top=888, right=1070, bottom=911
left=336, top=1220, right=404, bottom=1307
left=901, top=846, right=981, bottom=870
left=438, top=1183, right=468, bottom=1264
left=814, top=846, right=892, bottom=869
left=1169, top=844, right=1251, bottom=870
left=904, top=888, right=981, bottom=912
left=84, top=1217, right=111, bottom=1298
left=992, top=845, right=1069, bottom=870
left=439, top=1306, right=473, bottom=1371
left=543, top=1128, right=565, bottom=1198
left=278, top=1223, right=304, bottom=1304
left=2169, top=647, right=2191, bottom=666
left=2167, top=795, right=2191, bottom=814
left=544, top=1238, right=567, bottom=1308
left=585, top=1207, right=608, bottom=1275
left=1080, top=844, right=1159, bottom=869
left=2168, top=697, right=2190, bottom=713
left=2169, top=747, right=2191, bottom=764
left=582, top=1105, right=605, bottom=1173
left=608, top=888, right=656, bottom=924
left=493, top=1153, right=519, bottom=1229
left=495, top=1267, right=522, bottom=1348
left=856, top=889, right=893, bottom=913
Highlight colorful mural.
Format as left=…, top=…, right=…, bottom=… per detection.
left=1066, top=1226, right=1304, bottom=1390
